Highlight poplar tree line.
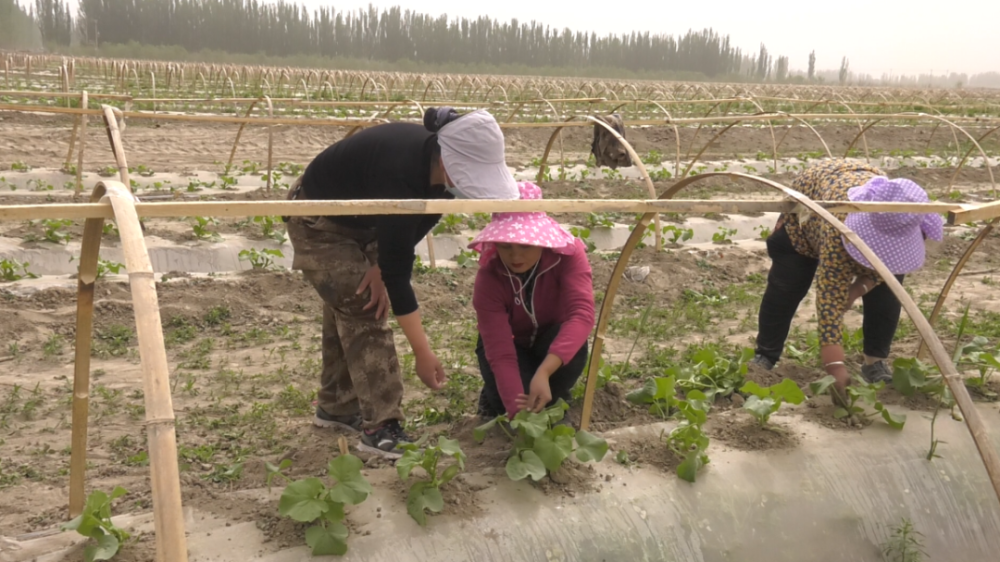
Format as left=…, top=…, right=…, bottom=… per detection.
left=52, top=0, right=754, bottom=76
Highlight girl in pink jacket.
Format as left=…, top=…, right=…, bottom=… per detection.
left=469, top=182, right=596, bottom=417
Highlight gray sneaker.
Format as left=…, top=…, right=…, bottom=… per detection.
left=749, top=354, right=775, bottom=371
left=313, top=407, right=363, bottom=433
left=862, top=361, right=893, bottom=385
left=359, top=420, right=413, bottom=460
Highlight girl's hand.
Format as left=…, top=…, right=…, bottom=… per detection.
left=516, top=373, right=552, bottom=414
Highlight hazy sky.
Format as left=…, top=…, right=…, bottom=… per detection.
left=49, top=0, right=998, bottom=76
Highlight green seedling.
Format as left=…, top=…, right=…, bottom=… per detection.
left=586, top=212, right=615, bottom=229
left=253, top=215, right=287, bottom=243
left=882, top=518, right=927, bottom=562
left=641, top=150, right=664, bottom=166
left=711, top=226, right=737, bottom=244
left=626, top=374, right=712, bottom=482
left=754, top=225, right=772, bottom=239
left=473, top=400, right=608, bottom=482
left=432, top=214, right=465, bottom=235
left=96, top=259, right=125, bottom=279
left=892, top=358, right=957, bottom=460
left=190, top=217, right=221, bottom=240
left=0, top=258, right=39, bottom=282
left=662, top=225, right=693, bottom=244
left=568, top=226, right=596, bottom=252
left=668, top=346, right=754, bottom=400
left=219, top=174, right=238, bottom=189
left=42, top=219, right=73, bottom=244
left=97, top=165, right=117, bottom=177
left=454, top=249, right=478, bottom=268
left=627, top=374, right=678, bottom=418
left=396, top=435, right=466, bottom=526
left=953, top=335, right=1000, bottom=399
left=10, top=161, right=30, bottom=172
left=269, top=454, right=372, bottom=556
left=239, top=248, right=284, bottom=270
left=739, top=379, right=806, bottom=426
left=810, top=375, right=906, bottom=429
left=61, top=487, right=130, bottom=562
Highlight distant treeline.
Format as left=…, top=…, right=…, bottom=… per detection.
left=23, top=0, right=774, bottom=78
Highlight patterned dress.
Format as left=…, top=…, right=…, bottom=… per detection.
left=778, top=160, right=884, bottom=346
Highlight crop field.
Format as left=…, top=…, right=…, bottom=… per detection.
left=1, top=54, right=1000, bottom=561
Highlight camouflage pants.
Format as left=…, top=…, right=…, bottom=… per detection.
left=286, top=193, right=404, bottom=428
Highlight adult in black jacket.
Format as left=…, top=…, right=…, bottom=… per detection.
left=287, top=108, right=518, bottom=457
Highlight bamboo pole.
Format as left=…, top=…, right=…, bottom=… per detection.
left=75, top=92, right=88, bottom=194
left=578, top=171, right=1000, bottom=509
left=949, top=199, right=1000, bottom=224
left=98, top=181, right=188, bottom=562
left=265, top=96, right=274, bottom=191
left=225, top=100, right=260, bottom=170
left=68, top=196, right=105, bottom=516
left=65, top=104, right=81, bottom=172
left=101, top=106, right=131, bottom=190
left=426, top=232, right=437, bottom=268
left=917, top=217, right=999, bottom=359
left=0, top=199, right=965, bottom=222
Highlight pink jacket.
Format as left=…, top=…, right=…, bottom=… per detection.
left=472, top=239, right=596, bottom=415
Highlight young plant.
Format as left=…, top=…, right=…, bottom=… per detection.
left=739, top=379, right=806, bottom=426
left=954, top=336, right=1000, bottom=399
left=473, top=400, right=608, bottom=482
left=568, top=226, right=596, bottom=252
left=239, top=248, right=284, bottom=270
left=669, top=347, right=755, bottom=400
left=396, top=435, right=466, bottom=526
left=42, top=219, right=73, bottom=244
left=190, top=216, right=221, bottom=240
left=0, top=258, right=39, bottom=282
left=253, top=215, right=288, bottom=244
left=892, top=358, right=957, bottom=460
left=882, top=518, right=926, bottom=562
left=96, top=259, right=125, bottom=279
left=662, top=225, right=693, bottom=245
left=61, top=486, right=130, bottom=562
left=627, top=375, right=711, bottom=482
left=810, top=375, right=906, bottom=429
left=711, top=226, right=737, bottom=244
left=270, top=454, right=372, bottom=556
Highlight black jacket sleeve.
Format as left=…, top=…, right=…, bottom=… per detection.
left=376, top=213, right=441, bottom=316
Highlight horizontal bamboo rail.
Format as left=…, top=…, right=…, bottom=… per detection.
left=0, top=199, right=967, bottom=222
left=949, top=201, right=1000, bottom=224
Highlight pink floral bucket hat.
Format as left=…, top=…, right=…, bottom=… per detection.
left=468, top=182, right=578, bottom=261
left=842, top=176, right=944, bottom=274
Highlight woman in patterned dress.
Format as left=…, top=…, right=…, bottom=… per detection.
left=750, top=159, right=944, bottom=396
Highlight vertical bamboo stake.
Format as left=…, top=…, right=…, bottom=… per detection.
left=100, top=180, right=189, bottom=562
left=65, top=106, right=81, bottom=172
left=265, top=96, right=274, bottom=191
left=69, top=199, right=105, bottom=516
left=3, top=56, right=8, bottom=88
left=76, top=91, right=89, bottom=194
left=426, top=233, right=437, bottom=269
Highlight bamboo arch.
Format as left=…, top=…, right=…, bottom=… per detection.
left=577, top=171, right=1000, bottom=504
left=71, top=179, right=188, bottom=562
